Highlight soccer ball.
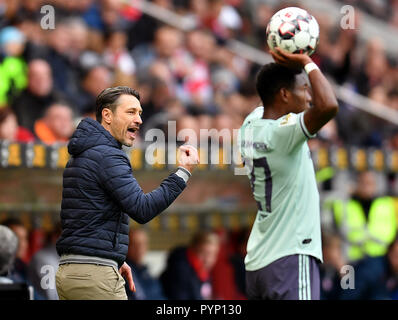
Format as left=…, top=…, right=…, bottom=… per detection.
left=266, top=7, right=319, bottom=56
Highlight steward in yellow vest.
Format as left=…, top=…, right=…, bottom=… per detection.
left=333, top=171, right=397, bottom=262
left=0, top=55, right=27, bottom=105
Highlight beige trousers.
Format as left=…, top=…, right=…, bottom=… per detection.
left=56, top=263, right=127, bottom=300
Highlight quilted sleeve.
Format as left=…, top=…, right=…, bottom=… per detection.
left=98, top=152, right=186, bottom=224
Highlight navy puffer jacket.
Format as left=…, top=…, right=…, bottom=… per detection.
left=56, top=118, right=186, bottom=267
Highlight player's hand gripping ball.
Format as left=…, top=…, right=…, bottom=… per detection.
left=266, top=7, right=319, bottom=56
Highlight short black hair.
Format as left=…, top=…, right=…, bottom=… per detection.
left=189, top=230, right=219, bottom=249
left=1, top=218, right=24, bottom=228
left=255, top=63, right=301, bottom=107
left=96, top=86, right=140, bottom=123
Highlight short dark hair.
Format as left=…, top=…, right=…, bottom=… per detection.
left=1, top=217, right=24, bottom=228
left=0, top=107, right=13, bottom=126
left=96, top=86, right=140, bottom=123
left=255, top=63, right=301, bottom=107
left=190, top=230, right=219, bottom=250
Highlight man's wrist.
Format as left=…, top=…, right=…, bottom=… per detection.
left=304, top=62, right=319, bottom=74
left=301, top=56, right=313, bottom=68
left=175, top=166, right=192, bottom=183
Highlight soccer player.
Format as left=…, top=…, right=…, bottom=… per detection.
left=238, top=48, right=339, bottom=300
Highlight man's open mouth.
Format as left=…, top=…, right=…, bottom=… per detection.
left=127, top=128, right=139, bottom=134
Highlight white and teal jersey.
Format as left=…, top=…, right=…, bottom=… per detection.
left=238, top=106, right=323, bottom=271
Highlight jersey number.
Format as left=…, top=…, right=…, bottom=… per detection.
left=248, top=157, right=272, bottom=213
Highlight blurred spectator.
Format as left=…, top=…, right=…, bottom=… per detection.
left=125, top=228, right=165, bottom=300
left=27, top=224, right=61, bottom=300
left=216, top=92, right=249, bottom=128
left=100, top=0, right=129, bottom=31
left=212, top=228, right=248, bottom=300
left=140, top=95, right=186, bottom=141
left=65, top=17, right=90, bottom=63
left=76, top=65, right=113, bottom=116
left=15, top=0, right=44, bottom=21
left=1, top=218, right=29, bottom=284
left=0, top=26, right=28, bottom=105
left=355, top=38, right=388, bottom=97
left=78, top=0, right=104, bottom=31
left=0, top=225, right=19, bottom=284
left=160, top=230, right=220, bottom=300
left=44, top=19, right=85, bottom=100
left=13, top=17, right=48, bottom=62
left=103, top=28, right=136, bottom=76
left=368, top=86, right=388, bottom=106
left=132, top=25, right=186, bottom=79
left=187, top=0, right=209, bottom=27
left=139, top=77, right=175, bottom=125
left=183, top=29, right=216, bottom=112
left=34, top=102, right=75, bottom=145
left=210, top=113, right=236, bottom=146
left=11, top=59, right=63, bottom=132
left=339, top=235, right=398, bottom=300
left=125, top=2, right=161, bottom=50
left=312, top=11, right=359, bottom=86
left=319, top=232, right=346, bottom=300
left=250, top=3, right=273, bottom=49
left=388, top=129, right=398, bottom=151
left=44, top=21, right=72, bottom=95
left=212, top=46, right=249, bottom=84
left=388, top=89, right=398, bottom=111
left=0, top=107, right=35, bottom=142
left=229, top=228, right=250, bottom=298
left=202, top=0, right=243, bottom=41
left=175, top=114, right=200, bottom=147
left=391, top=0, right=398, bottom=28
left=331, top=171, right=397, bottom=263
left=316, top=119, right=341, bottom=145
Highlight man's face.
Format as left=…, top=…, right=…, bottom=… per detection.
left=0, top=113, right=18, bottom=141
left=197, top=242, right=220, bottom=271
left=28, top=60, right=53, bottom=97
left=127, top=230, right=148, bottom=265
left=155, top=28, right=181, bottom=58
left=107, top=94, right=142, bottom=147
left=46, top=104, right=74, bottom=139
left=356, top=171, right=377, bottom=200
left=9, top=225, right=28, bottom=260
left=288, top=73, right=312, bottom=114
left=84, top=67, right=112, bottom=97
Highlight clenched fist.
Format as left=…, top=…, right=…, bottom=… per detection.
left=177, top=144, right=199, bottom=173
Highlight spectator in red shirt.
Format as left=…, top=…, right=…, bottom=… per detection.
left=161, top=230, right=220, bottom=300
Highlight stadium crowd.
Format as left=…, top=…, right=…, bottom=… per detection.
left=1, top=0, right=398, bottom=300
left=0, top=0, right=397, bottom=148
left=0, top=218, right=249, bottom=300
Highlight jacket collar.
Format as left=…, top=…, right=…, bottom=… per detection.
left=83, top=117, right=123, bottom=149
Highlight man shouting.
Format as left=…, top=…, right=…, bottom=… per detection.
left=56, top=86, right=198, bottom=300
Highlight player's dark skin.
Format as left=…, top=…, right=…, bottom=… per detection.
left=264, top=47, right=339, bottom=135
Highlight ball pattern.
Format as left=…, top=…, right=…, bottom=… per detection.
left=266, top=7, right=319, bottom=56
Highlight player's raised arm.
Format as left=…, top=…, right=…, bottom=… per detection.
left=271, top=47, right=339, bottom=135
